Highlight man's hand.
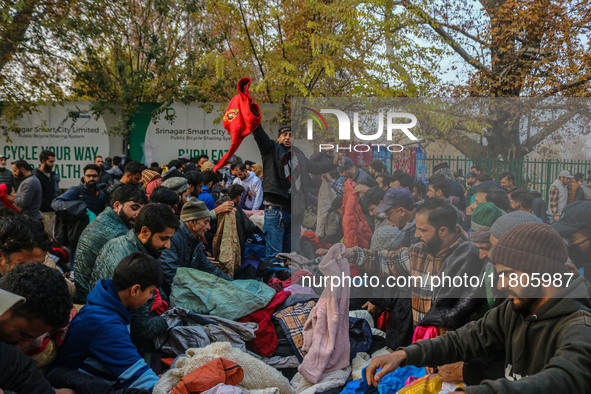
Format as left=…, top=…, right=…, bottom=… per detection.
left=437, top=361, right=464, bottom=383
left=362, top=301, right=378, bottom=315
left=366, top=350, right=407, bottom=387
left=343, top=248, right=355, bottom=259
left=321, top=173, right=333, bottom=183
left=333, top=153, right=343, bottom=166
left=214, top=201, right=234, bottom=215
left=354, top=184, right=370, bottom=194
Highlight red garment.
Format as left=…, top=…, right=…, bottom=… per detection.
left=214, top=77, right=261, bottom=172
left=171, top=358, right=244, bottom=394
left=150, top=288, right=169, bottom=316
left=302, top=230, right=332, bottom=249
left=238, top=291, right=290, bottom=356
left=412, top=325, right=438, bottom=342
left=376, top=310, right=389, bottom=331
left=0, top=183, right=20, bottom=212
left=268, top=270, right=313, bottom=289
left=341, top=179, right=372, bottom=249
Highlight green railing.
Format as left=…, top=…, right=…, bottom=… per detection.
left=424, top=156, right=591, bottom=201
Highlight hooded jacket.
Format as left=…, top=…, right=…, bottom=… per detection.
left=74, top=207, right=130, bottom=303
left=54, top=279, right=159, bottom=391
left=90, top=230, right=168, bottom=342
left=404, top=276, right=591, bottom=393
left=159, top=222, right=232, bottom=297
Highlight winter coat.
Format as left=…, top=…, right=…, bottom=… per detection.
left=213, top=211, right=241, bottom=277
left=232, top=171, right=263, bottom=210
left=198, top=186, right=215, bottom=210
left=34, top=168, right=58, bottom=212
left=159, top=222, right=231, bottom=297
left=74, top=207, right=130, bottom=303
left=170, top=267, right=276, bottom=321
left=0, top=167, right=13, bottom=186
left=0, top=342, right=55, bottom=393
left=251, top=124, right=336, bottom=213
left=90, top=230, right=168, bottom=343
left=404, top=276, right=591, bottom=394
left=575, top=182, right=591, bottom=201
left=53, top=279, right=159, bottom=391
left=342, top=179, right=372, bottom=249
left=350, top=168, right=378, bottom=188
left=14, top=173, right=42, bottom=222
left=52, top=183, right=108, bottom=216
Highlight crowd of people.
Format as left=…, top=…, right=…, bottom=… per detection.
left=0, top=122, right=591, bottom=393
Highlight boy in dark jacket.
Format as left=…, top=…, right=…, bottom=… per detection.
left=53, top=252, right=162, bottom=392
left=366, top=222, right=591, bottom=393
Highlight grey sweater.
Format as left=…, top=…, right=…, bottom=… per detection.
left=403, top=276, right=591, bottom=393
left=14, top=174, right=42, bottom=221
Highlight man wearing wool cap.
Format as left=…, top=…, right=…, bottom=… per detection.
left=159, top=197, right=232, bottom=297
left=366, top=222, right=591, bottom=393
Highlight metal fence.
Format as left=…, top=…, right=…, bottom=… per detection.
left=424, top=156, right=591, bottom=201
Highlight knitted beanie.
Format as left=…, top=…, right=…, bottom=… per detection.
left=491, top=222, right=568, bottom=274
left=141, top=169, right=161, bottom=189
left=490, top=210, right=539, bottom=240
left=470, top=230, right=491, bottom=244
left=471, top=202, right=503, bottom=232
left=162, top=177, right=189, bottom=195
left=370, top=226, right=405, bottom=252
left=201, top=161, right=215, bottom=171
left=180, top=198, right=211, bottom=222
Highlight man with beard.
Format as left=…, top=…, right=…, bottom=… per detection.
left=89, top=203, right=179, bottom=349
left=366, top=222, right=591, bottom=393
left=34, top=149, right=59, bottom=213
left=73, top=185, right=148, bottom=303
left=52, top=164, right=108, bottom=216
left=51, top=164, right=108, bottom=260
left=346, top=197, right=484, bottom=329
left=0, top=154, right=13, bottom=186
left=552, top=201, right=591, bottom=281
left=377, top=187, right=418, bottom=246
left=11, top=159, right=42, bottom=226
left=252, top=124, right=339, bottom=263
left=232, top=163, right=263, bottom=210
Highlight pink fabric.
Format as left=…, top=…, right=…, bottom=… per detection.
left=146, top=179, right=163, bottom=199
left=298, top=243, right=350, bottom=383
left=412, top=325, right=438, bottom=343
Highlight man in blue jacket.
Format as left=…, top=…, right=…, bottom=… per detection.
left=54, top=252, right=162, bottom=392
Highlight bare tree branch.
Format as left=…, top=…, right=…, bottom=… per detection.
left=522, top=109, right=579, bottom=152
left=543, top=74, right=591, bottom=96
left=400, top=0, right=491, bottom=74
left=431, top=20, right=487, bottom=46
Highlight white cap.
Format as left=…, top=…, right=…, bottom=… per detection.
left=0, top=289, right=25, bottom=316
left=559, top=170, right=573, bottom=178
